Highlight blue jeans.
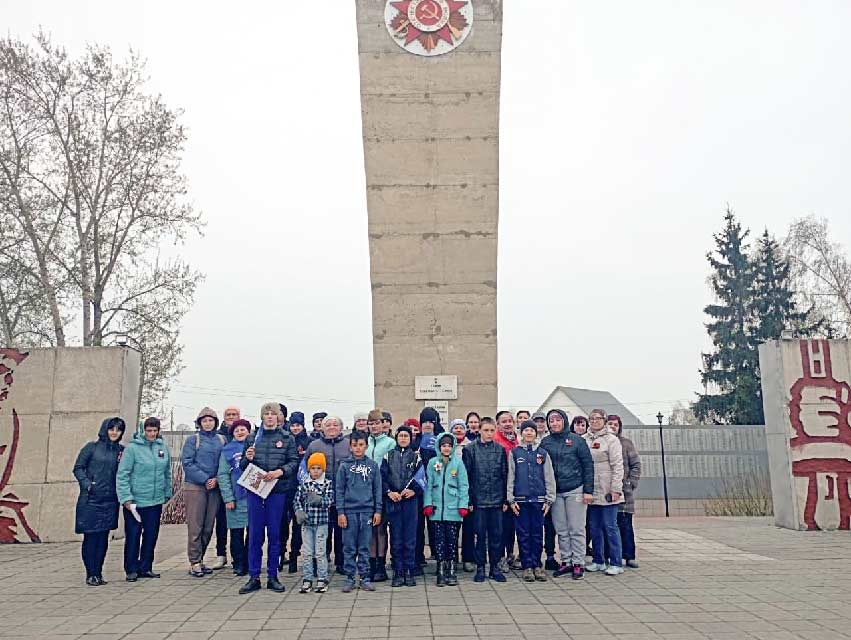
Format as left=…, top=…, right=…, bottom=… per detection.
left=515, top=503, right=544, bottom=569
left=247, top=492, right=286, bottom=579
left=342, top=512, right=372, bottom=580
left=588, top=504, right=622, bottom=567
left=387, top=498, right=417, bottom=573
left=301, top=524, right=328, bottom=582
left=473, top=506, right=503, bottom=569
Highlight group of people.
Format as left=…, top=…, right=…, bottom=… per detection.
left=72, top=403, right=641, bottom=593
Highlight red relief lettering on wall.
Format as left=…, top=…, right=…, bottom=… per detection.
left=787, top=340, right=851, bottom=530
left=0, top=348, right=40, bottom=543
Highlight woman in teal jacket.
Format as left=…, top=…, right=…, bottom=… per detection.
left=217, top=419, right=251, bottom=575
left=116, top=417, right=172, bottom=581
left=423, top=432, right=469, bottom=587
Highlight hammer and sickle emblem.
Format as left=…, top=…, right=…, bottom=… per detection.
left=419, top=1, right=441, bottom=21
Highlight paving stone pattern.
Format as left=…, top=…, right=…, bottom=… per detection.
left=0, top=517, right=849, bottom=640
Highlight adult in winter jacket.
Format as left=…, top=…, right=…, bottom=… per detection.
left=449, top=418, right=476, bottom=571
left=540, top=409, right=594, bottom=580
left=381, top=425, right=422, bottom=586
left=238, top=402, right=299, bottom=594
left=217, top=419, right=252, bottom=576
left=462, top=417, right=508, bottom=583
left=607, top=415, right=641, bottom=568
left=211, top=405, right=241, bottom=570
left=305, top=415, right=350, bottom=573
left=583, top=409, right=625, bottom=575
left=415, top=407, right=443, bottom=566
left=366, top=408, right=394, bottom=582
left=116, top=417, right=172, bottom=581
left=423, top=433, right=470, bottom=587
left=281, top=411, right=311, bottom=574
left=181, top=406, right=226, bottom=577
left=493, top=411, right=519, bottom=570
left=73, top=417, right=126, bottom=586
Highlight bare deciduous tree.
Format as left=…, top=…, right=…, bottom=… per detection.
left=0, top=33, right=203, bottom=413
left=783, top=216, right=851, bottom=338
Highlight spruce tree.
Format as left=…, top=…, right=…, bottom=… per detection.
left=694, top=208, right=763, bottom=424
left=752, top=230, right=821, bottom=342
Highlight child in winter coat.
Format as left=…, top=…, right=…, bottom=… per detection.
left=217, top=419, right=252, bottom=576
left=294, top=452, right=334, bottom=593
left=335, top=431, right=382, bottom=592
left=381, top=425, right=422, bottom=587
left=507, top=420, right=556, bottom=583
left=423, top=432, right=469, bottom=587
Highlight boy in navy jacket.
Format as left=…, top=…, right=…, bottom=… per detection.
left=335, top=431, right=382, bottom=592
left=508, top=420, right=556, bottom=582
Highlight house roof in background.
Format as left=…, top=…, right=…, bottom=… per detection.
left=537, top=386, right=644, bottom=425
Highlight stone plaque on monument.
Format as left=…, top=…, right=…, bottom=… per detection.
left=356, top=0, right=502, bottom=422
left=423, top=400, right=450, bottom=426
left=414, top=375, right=458, bottom=399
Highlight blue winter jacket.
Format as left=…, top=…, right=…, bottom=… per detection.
left=182, top=428, right=226, bottom=487
left=423, top=434, right=470, bottom=522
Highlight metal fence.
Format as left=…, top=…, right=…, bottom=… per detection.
left=623, top=424, right=768, bottom=515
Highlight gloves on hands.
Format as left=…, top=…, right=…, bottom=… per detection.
left=422, top=505, right=435, bottom=518
left=459, top=508, right=469, bottom=518
left=295, top=510, right=308, bottom=525
left=305, top=490, right=323, bottom=506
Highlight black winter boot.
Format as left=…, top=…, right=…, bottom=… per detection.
left=288, top=557, right=298, bottom=574
left=435, top=561, right=446, bottom=587
left=374, top=557, right=388, bottom=582
left=445, top=561, right=458, bottom=586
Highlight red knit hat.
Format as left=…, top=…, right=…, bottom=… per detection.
left=404, top=418, right=420, bottom=429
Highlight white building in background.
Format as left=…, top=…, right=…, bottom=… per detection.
left=537, top=386, right=644, bottom=425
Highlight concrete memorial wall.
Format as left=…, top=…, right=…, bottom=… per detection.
left=0, top=347, right=141, bottom=543
left=759, top=338, right=851, bottom=530
left=356, top=0, right=503, bottom=421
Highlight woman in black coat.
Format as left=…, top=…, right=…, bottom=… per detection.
left=73, top=417, right=126, bottom=586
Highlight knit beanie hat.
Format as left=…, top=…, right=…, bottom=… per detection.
left=312, top=412, right=327, bottom=422
left=382, top=411, right=392, bottom=423
left=367, top=408, right=384, bottom=423
left=404, top=418, right=420, bottom=429
left=395, top=425, right=413, bottom=441
left=290, top=411, right=305, bottom=426
left=520, top=419, right=538, bottom=435
left=307, top=452, right=327, bottom=471
left=279, top=403, right=288, bottom=419
left=449, top=418, right=466, bottom=431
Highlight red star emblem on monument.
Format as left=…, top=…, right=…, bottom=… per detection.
left=387, top=0, right=473, bottom=56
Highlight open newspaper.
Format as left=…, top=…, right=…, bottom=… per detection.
left=237, top=463, right=278, bottom=499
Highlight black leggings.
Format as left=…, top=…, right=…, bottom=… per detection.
left=230, top=527, right=247, bottom=572
left=82, top=531, right=110, bottom=578
left=432, top=521, right=459, bottom=562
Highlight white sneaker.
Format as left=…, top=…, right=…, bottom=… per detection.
left=585, top=563, right=605, bottom=572
left=211, top=555, right=227, bottom=570
left=604, top=565, right=624, bottom=576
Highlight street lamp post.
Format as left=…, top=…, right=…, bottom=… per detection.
left=657, top=411, right=670, bottom=518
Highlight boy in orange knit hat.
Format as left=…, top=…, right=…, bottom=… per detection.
left=294, top=452, right=334, bottom=593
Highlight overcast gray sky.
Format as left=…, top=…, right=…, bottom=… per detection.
left=4, top=1, right=850, bottom=426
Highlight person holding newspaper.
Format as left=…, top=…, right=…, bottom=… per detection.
left=238, top=402, right=298, bottom=594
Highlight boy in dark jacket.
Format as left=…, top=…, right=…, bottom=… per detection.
left=462, top=417, right=508, bottom=583
left=539, top=409, right=594, bottom=580
left=281, top=411, right=311, bottom=574
left=508, top=420, right=556, bottom=582
left=238, top=402, right=299, bottom=594
left=336, top=431, right=382, bottom=592
left=381, top=425, right=421, bottom=587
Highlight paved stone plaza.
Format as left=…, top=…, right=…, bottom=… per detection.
left=1, top=517, right=848, bottom=640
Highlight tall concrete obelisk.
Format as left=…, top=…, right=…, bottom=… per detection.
left=356, top=0, right=502, bottom=422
